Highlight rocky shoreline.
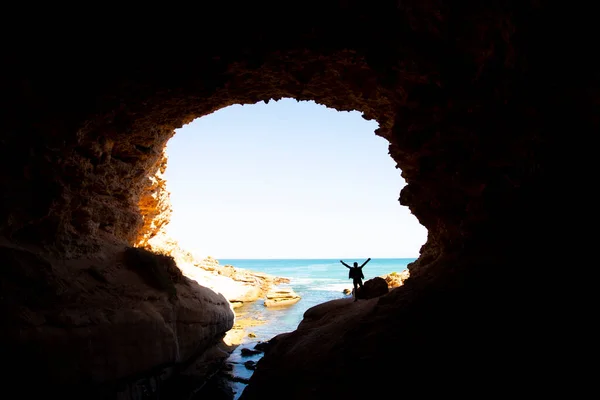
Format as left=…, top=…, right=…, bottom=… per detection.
left=142, top=233, right=297, bottom=396
left=141, top=233, right=414, bottom=399
left=145, top=233, right=291, bottom=307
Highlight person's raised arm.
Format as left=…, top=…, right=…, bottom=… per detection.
left=360, top=258, right=372, bottom=268
left=340, top=260, right=351, bottom=268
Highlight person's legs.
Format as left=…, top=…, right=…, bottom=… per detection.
left=354, top=280, right=364, bottom=302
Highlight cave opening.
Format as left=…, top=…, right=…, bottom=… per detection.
left=0, top=1, right=584, bottom=396
left=156, top=98, right=427, bottom=260
left=143, top=97, right=429, bottom=398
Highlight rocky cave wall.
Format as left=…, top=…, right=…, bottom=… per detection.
left=136, top=149, right=172, bottom=248
left=2, top=2, right=589, bottom=262
left=0, top=1, right=595, bottom=398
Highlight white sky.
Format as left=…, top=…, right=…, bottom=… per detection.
left=163, top=99, right=427, bottom=259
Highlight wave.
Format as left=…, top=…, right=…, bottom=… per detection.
left=291, top=277, right=338, bottom=285
left=306, top=263, right=337, bottom=269
left=305, top=282, right=351, bottom=292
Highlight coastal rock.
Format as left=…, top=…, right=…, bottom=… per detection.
left=254, top=341, right=271, bottom=353
left=241, top=348, right=263, bottom=357
left=264, top=288, right=301, bottom=307
left=355, top=277, right=389, bottom=299
left=381, top=269, right=410, bottom=289
left=344, top=271, right=410, bottom=294
left=145, top=232, right=288, bottom=307
left=0, top=243, right=234, bottom=394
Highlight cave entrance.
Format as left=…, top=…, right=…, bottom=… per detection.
left=150, top=97, right=427, bottom=399
left=158, top=98, right=427, bottom=260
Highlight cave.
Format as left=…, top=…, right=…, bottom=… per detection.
left=0, top=2, right=593, bottom=399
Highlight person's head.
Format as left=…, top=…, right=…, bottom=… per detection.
left=353, top=262, right=358, bottom=267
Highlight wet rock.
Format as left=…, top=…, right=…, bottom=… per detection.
left=241, top=348, right=262, bottom=357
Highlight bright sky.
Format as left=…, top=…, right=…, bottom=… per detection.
left=163, top=99, right=427, bottom=259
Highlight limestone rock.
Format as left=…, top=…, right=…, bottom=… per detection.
left=0, top=243, right=234, bottom=394
left=136, top=149, right=172, bottom=247
left=264, top=288, right=301, bottom=307
left=381, top=269, right=410, bottom=288
left=144, top=232, right=287, bottom=307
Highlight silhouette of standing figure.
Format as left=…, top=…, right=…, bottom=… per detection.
left=340, top=258, right=371, bottom=302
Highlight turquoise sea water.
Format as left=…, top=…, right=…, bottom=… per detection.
left=218, top=258, right=416, bottom=398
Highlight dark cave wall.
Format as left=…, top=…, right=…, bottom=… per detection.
left=0, top=1, right=596, bottom=397
left=2, top=1, right=575, bottom=263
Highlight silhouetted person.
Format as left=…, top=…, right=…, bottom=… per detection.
left=340, top=258, right=371, bottom=301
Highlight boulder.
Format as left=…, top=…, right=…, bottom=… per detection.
left=264, top=288, right=301, bottom=307
left=381, top=270, right=410, bottom=288
left=355, top=277, right=389, bottom=299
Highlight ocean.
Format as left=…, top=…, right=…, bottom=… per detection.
left=217, top=258, right=416, bottom=399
